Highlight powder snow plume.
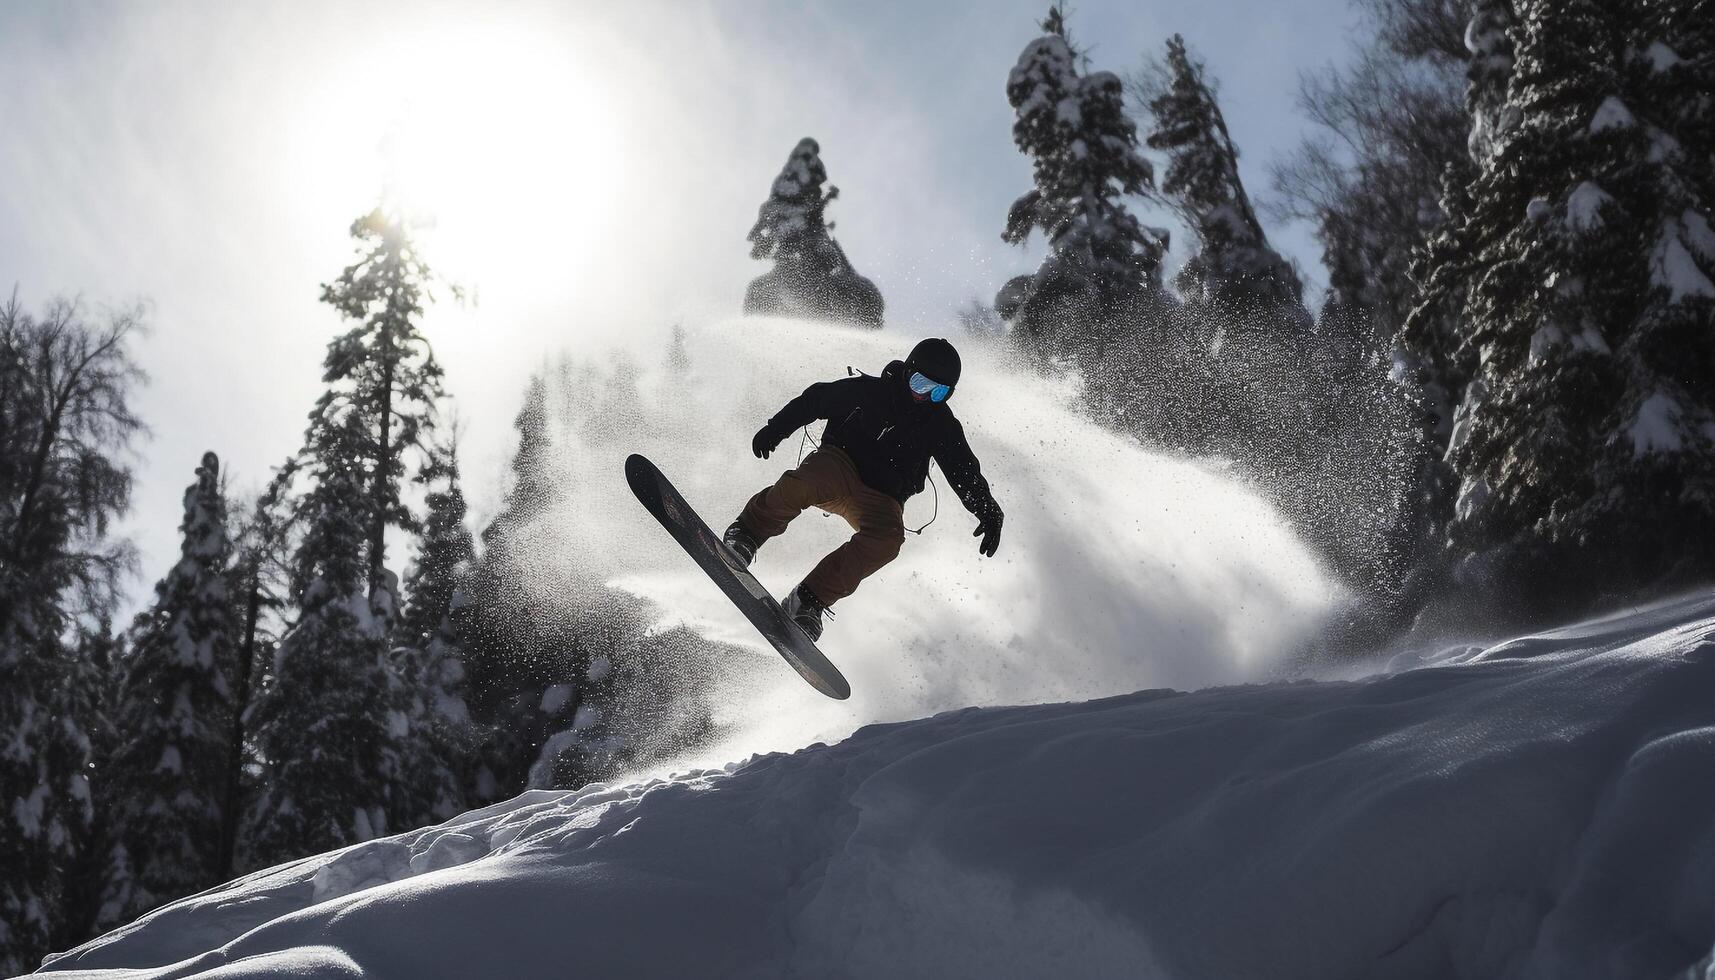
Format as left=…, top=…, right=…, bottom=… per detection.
left=552, top=317, right=1338, bottom=767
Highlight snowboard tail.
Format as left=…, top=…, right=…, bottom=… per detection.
left=624, top=454, right=851, bottom=700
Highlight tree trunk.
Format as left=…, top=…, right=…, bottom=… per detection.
left=218, top=572, right=263, bottom=879
left=371, top=309, right=396, bottom=600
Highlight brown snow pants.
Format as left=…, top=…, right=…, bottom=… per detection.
left=739, top=447, right=905, bottom=605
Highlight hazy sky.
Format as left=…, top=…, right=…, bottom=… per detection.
left=0, top=0, right=1359, bottom=612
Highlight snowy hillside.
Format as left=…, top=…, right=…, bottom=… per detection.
left=38, top=592, right=1715, bottom=979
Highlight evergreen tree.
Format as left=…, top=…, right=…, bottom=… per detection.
left=523, top=613, right=724, bottom=792
left=316, top=206, right=450, bottom=599
left=1404, top=0, right=1516, bottom=432
left=0, top=296, right=143, bottom=629
left=1307, top=284, right=1430, bottom=623
left=1145, top=35, right=1304, bottom=314
left=1137, top=34, right=1419, bottom=618
left=1417, top=0, right=1715, bottom=618
left=394, top=434, right=476, bottom=827
left=63, top=619, right=129, bottom=942
left=109, top=452, right=236, bottom=919
left=1465, top=0, right=1522, bottom=161
left=246, top=206, right=450, bottom=865
left=1586, top=0, right=1715, bottom=589
left=1137, top=34, right=1315, bottom=464
left=0, top=296, right=142, bottom=973
left=246, top=415, right=406, bottom=865
left=457, top=375, right=563, bottom=799
left=1271, top=0, right=1477, bottom=616
left=1649, top=0, right=1712, bottom=158
left=219, top=479, right=293, bottom=879
left=743, top=137, right=885, bottom=328
left=1274, top=0, right=1474, bottom=357
left=487, top=374, right=557, bottom=545
left=521, top=601, right=627, bottom=792
left=1398, top=164, right=1483, bottom=604
left=996, top=6, right=1169, bottom=361
left=456, top=365, right=723, bottom=800
left=400, top=436, right=476, bottom=653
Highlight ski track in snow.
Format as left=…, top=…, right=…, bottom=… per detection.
left=36, top=591, right=1715, bottom=979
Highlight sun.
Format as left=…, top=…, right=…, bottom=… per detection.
left=312, top=13, right=629, bottom=300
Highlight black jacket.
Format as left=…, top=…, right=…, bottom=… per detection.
left=761, top=360, right=1001, bottom=522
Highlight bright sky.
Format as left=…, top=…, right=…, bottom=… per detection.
left=0, top=0, right=1358, bottom=613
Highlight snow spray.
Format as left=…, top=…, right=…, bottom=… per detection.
left=541, top=317, right=1337, bottom=770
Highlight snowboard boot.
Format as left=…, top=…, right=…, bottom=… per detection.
left=722, top=520, right=762, bottom=571
left=781, top=583, right=829, bottom=642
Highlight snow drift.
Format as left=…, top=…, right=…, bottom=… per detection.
left=38, top=591, right=1715, bottom=979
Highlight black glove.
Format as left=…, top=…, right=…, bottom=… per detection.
left=752, top=424, right=784, bottom=459
left=973, top=510, right=1003, bottom=557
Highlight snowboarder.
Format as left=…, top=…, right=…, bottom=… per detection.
left=722, top=338, right=1003, bottom=640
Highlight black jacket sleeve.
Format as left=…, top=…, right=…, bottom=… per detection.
left=763, top=381, right=831, bottom=438
left=763, top=376, right=865, bottom=439
left=934, top=417, right=1001, bottom=522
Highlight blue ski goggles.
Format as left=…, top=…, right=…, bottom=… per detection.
left=908, top=371, right=952, bottom=403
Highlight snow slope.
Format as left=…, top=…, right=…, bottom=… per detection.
left=37, top=591, right=1715, bottom=979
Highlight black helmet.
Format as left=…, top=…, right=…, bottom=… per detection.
left=906, top=338, right=961, bottom=387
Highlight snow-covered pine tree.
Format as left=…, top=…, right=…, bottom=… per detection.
left=1393, top=0, right=1520, bottom=618
left=743, top=137, right=885, bottom=329
left=393, top=435, right=476, bottom=827
left=1424, top=0, right=1715, bottom=617
left=109, top=452, right=236, bottom=920
left=1268, top=0, right=1478, bottom=618
left=218, top=479, right=292, bottom=879
left=1274, top=0, right=1475, bottom=370
left=1146, top=35, right=1304, bottom=316
left=530, top=616, right=726, bottom=791
left=1465, top=0, right=1521, bottom=162
left=522, top=601, right=626, bottom=792
left=0, top=296, right=142, bottom=973
left=1310, top=287, right=1432, bottom=628
left=1400, top=162, right=1486, bottom=600
left=1605, top=0, right=1715, bottom=584
left=245, top=414, right=408, bottom=865
left=1137, top=34, right=1407, bottom=618
left=747, top=137, right=831, bottom=269
left=1394, top=0, right=1522, bottom=608
left=1138, top=33, right=1319, bottom=463
left=1408, top=0, right=1516, bottom=386
left=457, top=365, right=720, bottom=798
left=488, top=374, right=556, bottom=546
left=246, top=206, right=450, bottom=865
left=316, top=206, right=450, bottom=599
left=1647, top=0, right=1712, bottom=154
left=996, top=6, right=1169, bottom=364
left=456, top=374, right=563, bottom=800
left=1408, top=0, right=1517, bottom=375
left=400, top=436, right=475, bottom=654
left=60, top=619, right=130, bottom=942
left=463, top=371, right=557, bottom=707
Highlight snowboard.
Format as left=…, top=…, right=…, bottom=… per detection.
left=624, top=454, right=851, bottom=700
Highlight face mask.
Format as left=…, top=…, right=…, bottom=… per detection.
left=908, top=370, right=952, bottom=404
